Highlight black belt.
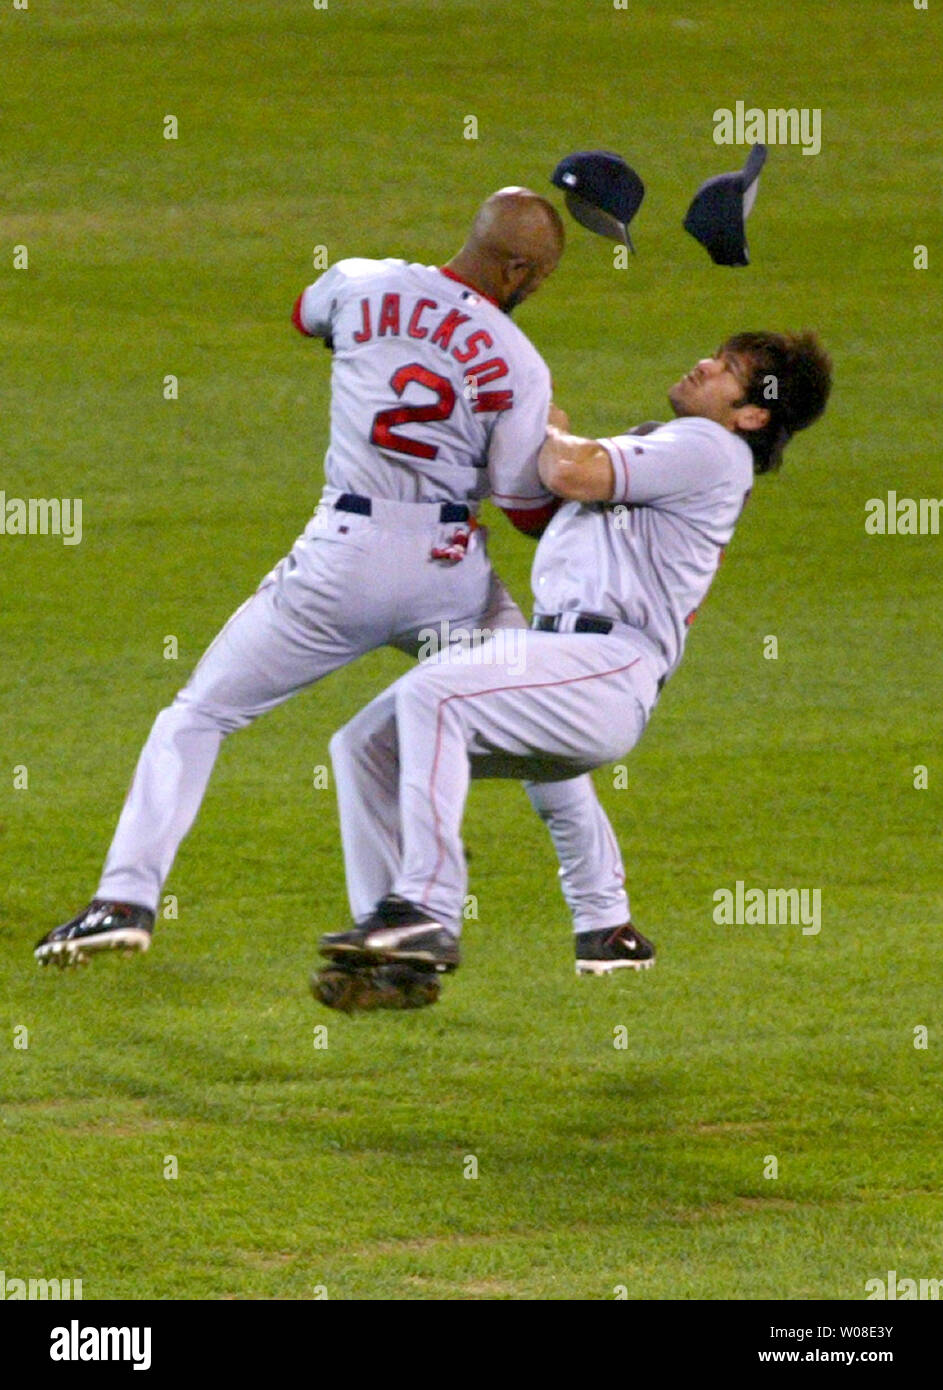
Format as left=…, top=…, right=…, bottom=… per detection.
left=534, top=612, right=668, bottom=693
left=532, top=612, right=614, bottom=635
left=335, top=492, right=470, bottom=524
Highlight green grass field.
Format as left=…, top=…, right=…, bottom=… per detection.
left=2, top=0, right=941, bottom=1301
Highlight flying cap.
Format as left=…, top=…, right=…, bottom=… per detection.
left=683, top=143, right=768, bottom=266
left=551, top=150, right=645, bottom=252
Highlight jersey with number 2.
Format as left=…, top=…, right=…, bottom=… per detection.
left=294, top=258, right=553, bottom=514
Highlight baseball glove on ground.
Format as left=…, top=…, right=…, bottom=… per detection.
left=311, top=961, right=442, bottom=1013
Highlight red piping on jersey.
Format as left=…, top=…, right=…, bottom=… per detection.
left=438, top=267, right=500, bottom=309
left=605, top=438, right=631, bottom=501
left=292, top=292, right=312, bottom=336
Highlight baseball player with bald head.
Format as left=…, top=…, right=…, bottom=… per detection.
left=36, top=187, right=635, bottom=984
left=318, top=331, right=832, bottom=991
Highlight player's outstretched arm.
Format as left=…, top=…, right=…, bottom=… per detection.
left=538, top=408, right=615, bottom=503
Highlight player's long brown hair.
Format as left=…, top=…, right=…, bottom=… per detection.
left=725, top=331, right=832, bottom=473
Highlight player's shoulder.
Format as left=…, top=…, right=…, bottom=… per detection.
left=474, top=304, right=550, bottom=380
left=652, top=415, right=730, bottom=444
left=654, top=416, right=753, bottom=481
left=328, top=256, right=408, bottom=286
left=500, top=316, right=551, bottom=378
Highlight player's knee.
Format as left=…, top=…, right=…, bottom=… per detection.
left=330, top=698, right=395, bottom=765
left=168, top=692, right=250, bottom=736
left=525, top=776, right=595, bottom=817
left=394, top=670, right=436, bottom=723
left=395, top=673, right=467, bottom=752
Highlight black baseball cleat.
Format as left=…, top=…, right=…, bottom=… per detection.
left=319, top=895, right=460, bottom=973
left=575, top=922, right=656, bottom=975
left=34, top=900, right=155, bottom=968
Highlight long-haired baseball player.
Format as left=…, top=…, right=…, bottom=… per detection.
left=36, top=188, right=639, bottom=979
left=316, top=332, right=832, bottom=1002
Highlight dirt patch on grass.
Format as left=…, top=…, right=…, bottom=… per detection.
left=1, top=1095, right=181, bottom=1138
left=351, top=1231, right=508, bottom=1260
left=670, top=1195, right=832, bottom=1223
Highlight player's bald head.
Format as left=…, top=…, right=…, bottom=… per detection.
left=448, top=186, right=565, bottom=312
left=467, top=186, right=566, bottom=268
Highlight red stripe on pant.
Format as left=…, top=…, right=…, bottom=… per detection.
left=420, top=658, right=641, bottom=911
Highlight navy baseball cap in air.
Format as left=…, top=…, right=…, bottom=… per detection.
left=551, top=150, right=645, bottom=252
left=683, top=143, right=767, bottom=266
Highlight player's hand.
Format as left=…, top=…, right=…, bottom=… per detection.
left=547, top=402, right=570, bottom=433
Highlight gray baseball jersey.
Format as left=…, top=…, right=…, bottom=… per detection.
left=532, top=416, right=754, bottom=684
left=330, top=416, right=756, bottom=934
left=96, top=254, right=631, bottom=940
left=296, top=258, right=554, bottom=514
